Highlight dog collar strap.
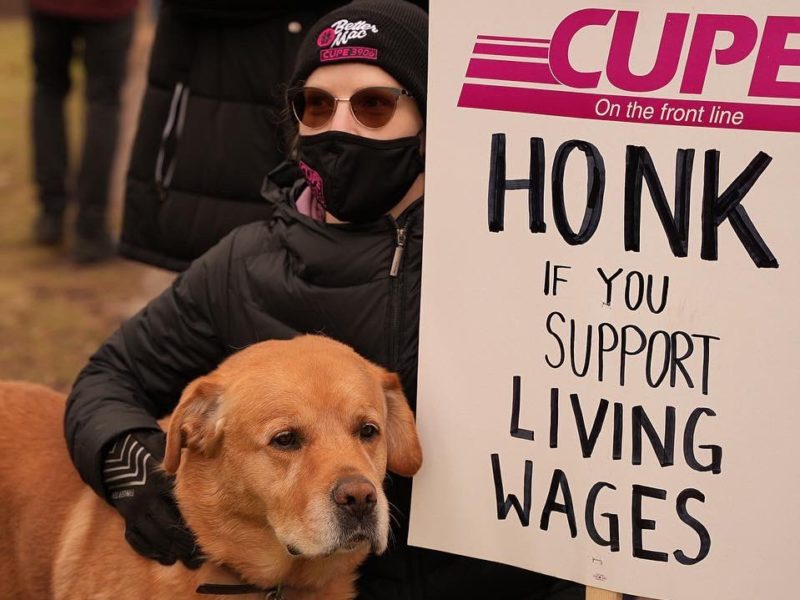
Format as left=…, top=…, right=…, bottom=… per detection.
left=196, top=583, right=284, bottom=598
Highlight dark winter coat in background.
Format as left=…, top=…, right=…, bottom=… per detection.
left=66, top=163, right=577, bottom=600
left=119, top=0, right=343, bottom=271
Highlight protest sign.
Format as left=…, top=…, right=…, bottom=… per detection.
left=410, top=1, right=800, bottom=599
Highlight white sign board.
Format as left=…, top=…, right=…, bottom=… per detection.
left=411, top=1, right=800, bottom=599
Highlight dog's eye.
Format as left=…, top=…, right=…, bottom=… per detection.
left=271, top=431, right=301, bottom=450
left=359, top=423, right=379, bottom=441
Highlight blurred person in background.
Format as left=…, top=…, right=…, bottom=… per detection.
left=29, top=0, right=137, bottom=263
left=118, top=0, right=355, bottom=272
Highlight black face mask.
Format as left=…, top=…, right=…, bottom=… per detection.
left=297, top=131, right=424, bottom=224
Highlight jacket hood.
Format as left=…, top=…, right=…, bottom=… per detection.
left=260, top=161, right=308, bottom=209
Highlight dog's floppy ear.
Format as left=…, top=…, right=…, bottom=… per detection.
left=379, top=370, right=422, bottom=477
left=163, top=376, right=225, bottom=474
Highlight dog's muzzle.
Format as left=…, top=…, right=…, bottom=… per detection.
left=332, top=475, right=381, bottom=550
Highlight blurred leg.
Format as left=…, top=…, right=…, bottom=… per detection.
left=74, top=15, right=133, bottom=242
left=30, top=11, right=75, bottom=243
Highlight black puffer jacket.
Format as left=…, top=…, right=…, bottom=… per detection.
left=67, top=163, right=579, bottom=600
left=119, top=0, right=343, bottom=271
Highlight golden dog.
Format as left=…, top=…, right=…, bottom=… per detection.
left=0, top=335, right=422, bottom=599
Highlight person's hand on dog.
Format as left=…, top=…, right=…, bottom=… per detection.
left=103, top=429, right=204, bottom=569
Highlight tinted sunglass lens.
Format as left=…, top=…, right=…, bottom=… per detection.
left=294, top=88, right=335, bottom=128
left=351, top=88, right=398, bottom=128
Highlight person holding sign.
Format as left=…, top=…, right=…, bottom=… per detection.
left=64, top=0, right=580, bottom=598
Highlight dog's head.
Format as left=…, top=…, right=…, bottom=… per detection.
left=163, top=335, right=422, bottom=560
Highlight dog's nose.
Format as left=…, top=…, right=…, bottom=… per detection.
left=333, top=476, right=377, bottom=520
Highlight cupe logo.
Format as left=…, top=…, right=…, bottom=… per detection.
left=550, top=9, right=800, bottom=99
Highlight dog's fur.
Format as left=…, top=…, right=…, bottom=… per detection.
left=0, top=335, right=422, bottom=599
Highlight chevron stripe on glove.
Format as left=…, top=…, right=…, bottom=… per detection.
left=103, top=429, right=204, bottom=569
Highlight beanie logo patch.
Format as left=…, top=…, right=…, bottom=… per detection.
left=317, top=19, right=379, bottom=63
left=317, top=19, right=379, bottom=49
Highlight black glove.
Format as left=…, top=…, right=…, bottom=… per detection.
left=103, top=429, right=204, bottom=569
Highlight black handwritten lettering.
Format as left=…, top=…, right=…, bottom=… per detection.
left=510, top=376, right=535, bottom=441
left=586, top=482, right=621, bottom=552
left=632, top=484, right=669, bottom=562
left=487, top=134, right=546, bottom=233
left=624, top=146, right=693, bottom=257
left=632, top=405, right=676, bottom=467
left=491, top=453, right=532, bottom=527
left=552, top=140, right=606, bottom=245
left=684, top=408, right=722, bottom=474
left=540, top=469, right=578, bottom=537
left=674, top=488, right=712, bottom=565
left=701, top=149, right=777, bottom=268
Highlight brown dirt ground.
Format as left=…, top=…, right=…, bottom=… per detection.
left=0, top=9, right=174, bottom=392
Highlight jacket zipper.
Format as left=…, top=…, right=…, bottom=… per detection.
left=388, top=224, right=407, bottom=371
left=389, top=226, right=407, bottom=278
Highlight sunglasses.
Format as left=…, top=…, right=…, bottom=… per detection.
left=290, top=86, right=413, bottom=129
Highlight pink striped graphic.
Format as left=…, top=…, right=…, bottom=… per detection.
left=473, top=43, right=549, bottom=59
left=466, top=58, right=559, bottom=85
left=457, top=83, right=800, bottom=133
left=477, top=34, right=550, bottom=43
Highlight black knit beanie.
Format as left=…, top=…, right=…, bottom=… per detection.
left=289, top=0, right=429, bottom=120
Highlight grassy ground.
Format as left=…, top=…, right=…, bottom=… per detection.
left=0, top=16, right=172, bottom=392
